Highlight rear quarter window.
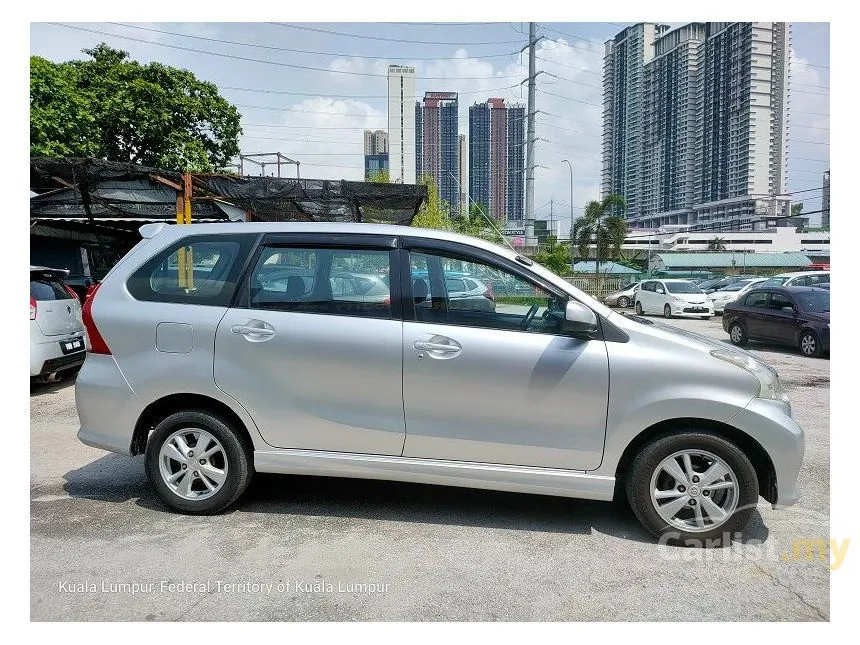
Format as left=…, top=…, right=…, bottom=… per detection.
left=126, top=234, right=257, bottom=306
left=30, top=273, right=73, bottom=300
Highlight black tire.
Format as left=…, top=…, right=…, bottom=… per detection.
left=635, top=301, right=644, bottom=315
left=799, top=329, right=823, bottom=358
left=700, top=316, right=711, bottom=321
left=626, top=431, right=759, bottom=547
left=728, top=321, right=748, bottom=346
left=617, top=296, right=630, bottom=308
left=663, top=304, right=673, bottom=318
left=145, top=410, right=253, bottom=515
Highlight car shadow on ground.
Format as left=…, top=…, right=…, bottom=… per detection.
left=29, top=375, right=76, bottom=396
left=59, top=454, right=769, bottom=547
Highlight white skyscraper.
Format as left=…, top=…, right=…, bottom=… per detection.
left=387, top=65, right=416, bottom=184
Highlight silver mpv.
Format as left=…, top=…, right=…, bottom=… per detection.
left=76, top=223, right=804, bottom=546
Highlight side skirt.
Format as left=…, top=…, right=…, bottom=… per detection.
left=254, top=449, right=616, bottom=501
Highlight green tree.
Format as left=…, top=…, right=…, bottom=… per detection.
left=412, top=174, right=452, bottom=230
left=572, top=194, right=628, bottom=291
left=30, top=44, right=242, bottom=171
left=791, top=203, right=804, bottom=217
left=366, top=168, right=390, bottom=183
left=533, top=235, right=572, bottom=276
left=708, top=236, right=727, bottom=251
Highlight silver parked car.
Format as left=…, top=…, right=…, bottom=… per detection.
left=603, top=282, right=640, bottom=308
left=76, top=223, right=804, bottom=546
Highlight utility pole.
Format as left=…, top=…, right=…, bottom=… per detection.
left=549, top=198, right=554, bottom=242
left=525, top=22, right=537, bottom=224
left=562, top=159, right=573, bottom=247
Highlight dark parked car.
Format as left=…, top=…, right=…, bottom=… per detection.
left=700, top=275, right=759, bottom=294
left=723, top=286, right=829, bottom=357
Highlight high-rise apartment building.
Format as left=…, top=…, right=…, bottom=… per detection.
left=468, top=98, right=525, bottom=222
left=822, top=170, right=830, bottom=230
left=387, top=65, right=416, bottom=184
left=415, top=92, right=459, bottom=212
left=603, top=22, right=791, bottom=229
left=363, top=130, right=389, bottom=179
left=458, top=134, right=467, bottom=217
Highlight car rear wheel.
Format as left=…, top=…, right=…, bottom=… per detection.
left=728, top=322, right=748, bottom=346
left=617, top=296, right=630, bottom=308
left=635, top=301, right=644, bottom=315
left=663, top=304, right=672, bottom=318
left=145, top=410, right=253, bottom=514
left=799, top=330, right=823, bottom=358
left=626, top=432, right=759, bottom=547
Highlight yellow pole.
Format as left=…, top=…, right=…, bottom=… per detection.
left=176, top=188, right=186, bottom=287
left=183, top=173, right=194, bottom=289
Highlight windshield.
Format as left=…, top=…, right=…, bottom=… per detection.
left=794, top=290, right=829, bottom=313
left=665, top=282, right=703, bottom=294
left=760, top=277, right=788, bottom=287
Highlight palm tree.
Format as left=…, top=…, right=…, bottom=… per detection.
left=573, top=194, right=627, bottom=293
left=708, top=236, right=727, bottom=251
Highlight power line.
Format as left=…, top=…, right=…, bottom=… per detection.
left=269, top=22, right=524, bottom=46
left=536, top=24, right=604, bottom=51
left=538, top=88, right=601, bottom=108
left=237, top=103, right=386, bottom=118
left=107, top=22, right=519, bottom=61
left=224, top=82, right=521, bottom=100
left=46, top=23, right=524, bottom=80
left=790, top=60, right=830, bottom=70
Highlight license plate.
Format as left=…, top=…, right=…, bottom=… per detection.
left=61, top=338, right=84, bottom=354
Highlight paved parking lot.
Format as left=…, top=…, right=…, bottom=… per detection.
left=30, top=315, right=830, bottom=621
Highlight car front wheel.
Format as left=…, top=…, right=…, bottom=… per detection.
left=635, top=301, right=644, bottom=315
left=663, top=304, right=673, bottom=318
left=626, top=432, right=759, bottom=547
left=145, top=410, right=254, bottom=514
left=617, top=296, right=630, bottom=308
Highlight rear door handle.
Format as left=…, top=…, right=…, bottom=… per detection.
left=231, top=324, right=275, bottom=338
left=413, top=340, right=459, bottom=353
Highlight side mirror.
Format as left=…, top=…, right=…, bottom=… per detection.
left=656, top=288, right=665, bottom=295
left=781, top=306, right=795, bottom=314
left=564, top=301, right=599, bottom=337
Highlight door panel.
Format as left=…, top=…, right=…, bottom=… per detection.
left=215, top=311, right=404, bottom=454
left=763, top=292, right=798, bottom=343
left=402, top=323, right=609, bottom=470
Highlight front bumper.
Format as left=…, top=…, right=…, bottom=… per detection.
left=732, top=397, right=805, bottom=508
left=669, top=303, right=714, bottom=318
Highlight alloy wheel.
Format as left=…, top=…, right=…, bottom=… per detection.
left=730, top=324, right=744, bottom=343
left=649, top=449, right=740, bottom=532
left=800, top=333, right=817, bottom=356
left=158, top=428, right=228, bottom=501
left=618, top=297, right=630, bottom=308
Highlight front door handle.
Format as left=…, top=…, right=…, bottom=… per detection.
left=413, top=340, right=460, bottom=353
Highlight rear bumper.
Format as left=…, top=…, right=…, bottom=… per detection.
left=30, top=329, right=86, bottom=376
left=75, top=354, right=141, bottom=455
left=732, top=398, right=805, bottom=509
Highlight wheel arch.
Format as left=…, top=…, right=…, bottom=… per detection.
left=613, top=417, right=777, bottom=504
left=132, top=393, right=256, bottom=456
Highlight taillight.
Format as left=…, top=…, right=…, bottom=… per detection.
left=30, top=296, right=36, bottom=320
left=483, top=284, right=494, bottom=301
left=82, top=282, right=111, bottom=355
left=383, top=296, right=391, bottom=306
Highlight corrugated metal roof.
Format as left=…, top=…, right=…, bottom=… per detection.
left=572, top=261, right=643, bottom=274
left=654, top=253, right=812, bottom=269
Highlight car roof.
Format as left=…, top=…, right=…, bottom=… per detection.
left=772, top=270, right=830, bottom=278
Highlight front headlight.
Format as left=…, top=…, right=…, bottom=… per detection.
left=710, top=349, right=789, bottom=404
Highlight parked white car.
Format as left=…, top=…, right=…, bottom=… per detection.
left=634, top=279, right=713, bottom=319
left=758, top=270, right=830, bottom=289
left=30, top=266, right=86, bottom=380
left=708, top=278, right=768, bottom=314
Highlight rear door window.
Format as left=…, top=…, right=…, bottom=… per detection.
left=743, top=291, right=769, bottom=308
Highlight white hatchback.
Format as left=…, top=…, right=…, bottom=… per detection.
left=634, top=279, right=713, bottom=319
left=30, top=266, right=86, bottom=379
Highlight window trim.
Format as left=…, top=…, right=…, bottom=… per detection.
left=233, top=237, right=402, bottom=320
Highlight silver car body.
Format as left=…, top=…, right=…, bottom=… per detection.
left=709, top=278, right=768, bottom=314
left=76, top=223, right=803, bottom=508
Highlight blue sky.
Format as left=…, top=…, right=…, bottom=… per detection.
left=30, top=22, right=830, bottom=233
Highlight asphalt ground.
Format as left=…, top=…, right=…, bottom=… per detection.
left=30, top=314, right=830, bottom=621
